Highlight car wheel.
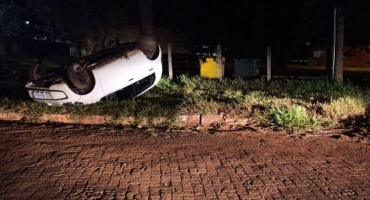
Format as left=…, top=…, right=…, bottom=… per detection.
left=102, top=35, right=118, bottom=49
left=137, top=34, right=158, bottom=60
left=67, top=62, right=94, bottom=91
left=28, top=64, right=44, bottom=80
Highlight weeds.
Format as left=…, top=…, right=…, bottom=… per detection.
left=0, top=69, right=369, bottom=132
left=271, top=105, right=319, bottom=132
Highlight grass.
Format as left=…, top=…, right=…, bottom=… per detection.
left=1, top=58, right=369, bottom=132
left=272, top=105, right=319, bottom=132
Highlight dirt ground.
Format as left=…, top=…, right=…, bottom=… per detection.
left=0, top=121, right=369, bottom=199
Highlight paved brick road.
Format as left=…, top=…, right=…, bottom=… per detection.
left=0, top=122, right=369, bottom=199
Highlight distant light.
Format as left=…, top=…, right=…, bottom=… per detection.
left=25, top=21, right=30, bottom=25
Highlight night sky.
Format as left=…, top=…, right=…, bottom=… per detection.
left=154, top=0, right=304, bottom=41
left=151, top=0, right=340, bottom=56
left=2, top=0, right=370, bottom=58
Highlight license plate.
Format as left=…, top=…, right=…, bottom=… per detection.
left=33, top=92, right=46, bottom=99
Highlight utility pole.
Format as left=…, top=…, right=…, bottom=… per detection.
left=137, top=0, right=157, bottom=59
left=267, top=47, right=271, bottom=81
left=331, top=8, right=337, bottom=78
left=334, top=7, right=344, bottom=81
left=168, top=44, right=173, bottom=80
left=217, top=45, right=222, bottom=80
left=138, top=0, right=155, bottom=36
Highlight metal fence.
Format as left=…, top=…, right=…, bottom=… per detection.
left=162, top=53, right=261, bottom=79
left=162, top=53, right=200, bottom=77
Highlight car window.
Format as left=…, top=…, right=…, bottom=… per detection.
left=137, top=73, right=155, bottom=93
left=114, top=73, right=156, bottom=100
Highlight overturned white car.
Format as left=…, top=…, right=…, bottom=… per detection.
left=25, top=36, right=162, bottom=105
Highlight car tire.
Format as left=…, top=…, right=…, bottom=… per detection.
left=102, top=35, right=118, bottom=49
left=137, top=34, right=158, bottom=60
left=28, top=64, right=44, bottom=80
left=67, top=62, right=94, bottom=91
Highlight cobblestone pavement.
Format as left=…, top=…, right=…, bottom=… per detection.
left=0, top=122, right=370, bottom=199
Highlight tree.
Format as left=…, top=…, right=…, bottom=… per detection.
left=0, top=2, right=30, bottom=36
left=294, top=0, right=370, bottom=47
left=44, top=0, right=135, bottom=44
left=341, top=0, right=370, bottom=45
left=1, top=0, right=137, bottom=43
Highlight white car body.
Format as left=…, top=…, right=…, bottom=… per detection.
left=25, top=43, right=162, bottom=105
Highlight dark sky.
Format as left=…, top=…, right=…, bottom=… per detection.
left=152, top=0, right=334, bottom=56
left=3, top=0, right=369, bottom=57
left=150, top=0, right=370, bottom=57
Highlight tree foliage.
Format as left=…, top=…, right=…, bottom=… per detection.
left=295, top=1, right=334, bottom=47
left=341, top=0, right=370, bottom=45
left=295, top=0, right=370, bottom=47
left=0, top=2, right=29, bottom=36
left=0, top=0, right=136, bottom=43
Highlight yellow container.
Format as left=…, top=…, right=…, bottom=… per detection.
left=200, top=57, right=225, bottom=78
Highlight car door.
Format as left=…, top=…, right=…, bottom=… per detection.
left=128, top=50, right=154, bottom=80
left=95, top=57, right=135, bottom=96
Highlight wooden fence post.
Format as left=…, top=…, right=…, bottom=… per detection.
left=168, top=44, right=173, bottom=80
left=335, top=7, right=344, bottom=81
left=267, top=47, right=271, bottom=81
left=217, top=45, right=222, bottom=80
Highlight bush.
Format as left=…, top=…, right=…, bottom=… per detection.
left=272, top=105, right=319, bottom=132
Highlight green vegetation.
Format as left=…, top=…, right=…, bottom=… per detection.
left=1, top=58, right=369, bottom=132
left=163, top=76, right=368, bottom=132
